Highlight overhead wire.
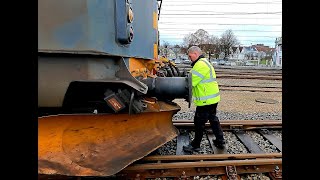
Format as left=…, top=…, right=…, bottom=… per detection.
left=158, top=0, right=282, bottom=46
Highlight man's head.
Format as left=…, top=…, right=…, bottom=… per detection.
left=187, top=46, right=202, bottom=62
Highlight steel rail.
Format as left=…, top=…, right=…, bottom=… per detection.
left=123, top=158, right=281, bottom=170
left=216, top=75, right=282, bottom=80
left=219, top=84, right=281, bottom=88
left=142, top=153, right=282, bottom=161
left=173, top=120, right=282, bottom=130
left=117, top=121, right=282, bottom=179
left=219, top=87, right=282, bottom=92
left=216, top=72, right=282, bottom=76
left=120, top=154, right=282, bottom=178
left=178, top=67, right=282, bottom=75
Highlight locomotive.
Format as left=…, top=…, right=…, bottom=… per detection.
left=38, top=0, right=191, bottom=177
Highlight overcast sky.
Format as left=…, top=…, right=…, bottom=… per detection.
left=158, top=0, right=282, bottom=48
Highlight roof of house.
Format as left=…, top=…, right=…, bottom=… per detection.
left=243, top=46, right=258, bottom=52
left=252, top=44, right=275, bottom=53
left=253, top=45, right=269, bottom=52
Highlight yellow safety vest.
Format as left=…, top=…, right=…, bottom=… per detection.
left=191, top=58, right=220, bottom=106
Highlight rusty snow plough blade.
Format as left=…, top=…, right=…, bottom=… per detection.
left=38, top=108, right=179, bottom=176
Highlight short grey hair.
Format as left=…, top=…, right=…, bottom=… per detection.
left=187, top=46, right=202, bottom=54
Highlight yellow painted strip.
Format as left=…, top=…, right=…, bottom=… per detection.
left=153, top=12, right=158, bottom=29
left=154, top=43, right=158, bottom=60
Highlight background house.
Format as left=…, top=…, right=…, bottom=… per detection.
left=229, top=46, right=243, bottom=60
left=228, top=44, right=275, bottom=66
left=273, top=37, right=282, bottom=67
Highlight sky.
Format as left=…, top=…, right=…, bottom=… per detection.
left=158, top=0, right=282, bottom=48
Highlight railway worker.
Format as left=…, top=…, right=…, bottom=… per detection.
left=183, top=46, right=226, bottom=153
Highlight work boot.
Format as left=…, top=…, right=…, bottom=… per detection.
left=213, top=139, right=226, bottom=149
left=183, top=144, right=200, bottom=153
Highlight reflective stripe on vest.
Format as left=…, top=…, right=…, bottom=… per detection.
left=191, top=58, right=216, bottom=83
left=200, top=59, right=215, bottom=83
left=194, top=92, right=220, bottom=101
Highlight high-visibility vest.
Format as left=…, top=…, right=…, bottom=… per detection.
left=190, top=58, right=220, bottom=106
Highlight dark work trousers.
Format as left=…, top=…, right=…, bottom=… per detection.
left=191, top=103, right=224, bottom=148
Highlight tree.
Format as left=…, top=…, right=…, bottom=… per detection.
left=159, top=40, right=170, bottom=57
left=172, top=44, right=180, bottom=59
left=182, top=33, right=192, bottom=48
left=179, top=43, right=188, bottom=54
left=182, top=29, right=220, bottom=58
left=219, top=29, right=239, bottom=59
left=182, top=29, right=211, bottom=47
left=200, top=35, right=219, bottom=60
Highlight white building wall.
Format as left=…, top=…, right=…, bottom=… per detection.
left=276, top=46, right=282, bottom=66
left=273, top=37, right=282, bottom=67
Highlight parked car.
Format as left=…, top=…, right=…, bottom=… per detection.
left=182, top=59, right=191, bottom=64
left=175, top=58, right=181, bottom=64
left=245, top=62, right=255, bottom=66
left=211, top=60, right=218, bottom=66
left=217, top=59, right=226, bottom=65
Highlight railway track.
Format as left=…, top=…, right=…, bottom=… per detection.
left=38, top=120, right=282, bottom=180
left=116, top=120, right=282, bottom=179
left=219, top=85, right=282, bottom=92
left=38, top=61, right=282, bottom=179
left=173, top=64, right=282, bottom=93
left=175, top=64, right=282, bottom=81
left=216, top=74, right=281, bottom=81
left=181, top=69, right=282, bottom=81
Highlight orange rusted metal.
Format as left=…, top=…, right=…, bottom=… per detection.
left=38, top=100, right=180, bottom=176
left=129, top=58, right=157, bottom=78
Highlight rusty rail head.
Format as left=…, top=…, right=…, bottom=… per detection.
left=173, top=120, right=282, bottom=130
left=118, top=158, right=282, bottom=179
left=141, top=153, right=282, bottom=161
left=123, top=158, right=282, bottom=170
